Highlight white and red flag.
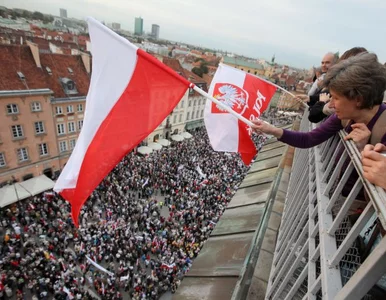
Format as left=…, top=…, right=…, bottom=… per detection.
left=204, top=64, right=277, bottom=164
left=54, top=17, right=190, bottom=226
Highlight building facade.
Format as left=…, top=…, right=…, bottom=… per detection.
left=112, top=23, right=121, bottom=31
left=276, top=92, right=302, bottom=110
left=151, top=24, right=160, bottom=39
left=60, top=8, right=67, bottom=18
left=134, top=17, right=143, bottom=36
left=0, top=89, right=61, bottom=185
left=0, top=43, right=90, bottom=185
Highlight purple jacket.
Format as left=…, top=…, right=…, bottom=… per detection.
left=279, top=103, right=386, bottom=199
left=279, top=103, right=386, bottom=148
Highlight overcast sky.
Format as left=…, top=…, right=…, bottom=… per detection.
left=2, top=0, right=386, bottom=68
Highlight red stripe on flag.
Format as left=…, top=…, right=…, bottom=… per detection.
left=237, top=119, right=257, bottom=164
left=236, top=73, right=277, bottom=164
left=61, top=50, right=189, bottom=226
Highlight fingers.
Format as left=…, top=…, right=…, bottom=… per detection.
left=251, top=119, right=263, bottom=129
left=362, top=150, right=385, bottom=162
left=374, top=143, right=386, bottom=152
left=350, top=123, right=367, bottom=129
left=363, top=144, right=375, bottom=152
left=344, top=132, right=353, bottom=141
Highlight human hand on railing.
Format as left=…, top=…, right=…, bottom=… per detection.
left=361, top=143, right=386, bottom=189
left=343, top=123, right=371, bottom=151
left=251, top=119, right=283, bottom=138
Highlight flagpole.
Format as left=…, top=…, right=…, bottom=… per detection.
left=191, top=84, right=254, bottom=127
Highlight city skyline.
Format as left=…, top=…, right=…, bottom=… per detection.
left=1, top=0, right=386, bottom=69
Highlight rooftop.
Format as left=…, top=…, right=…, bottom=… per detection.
left=223, top=56, right=264, bottom=70
left=0, top=44, right=89, bottom=98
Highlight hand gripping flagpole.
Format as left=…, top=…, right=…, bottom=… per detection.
left=191, top=84, right=255, bottom=127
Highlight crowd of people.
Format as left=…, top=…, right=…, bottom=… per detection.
left=261, top=108, right=298, bottom=127
left=0, top=127, right=272, bottom=300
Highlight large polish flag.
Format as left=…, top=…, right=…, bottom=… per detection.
left=54, top=17, right=190, bottom=226
left=204, top=64, right=277, bottom=165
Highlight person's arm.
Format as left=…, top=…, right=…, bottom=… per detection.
left=252, top=114, right=342, bottom=148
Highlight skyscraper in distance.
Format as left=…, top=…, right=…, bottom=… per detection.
left=151, top=24, right=160, bottom=39
left=60, top=8, right=67, bottom=18
left=134, top=17, right=143, bottom=35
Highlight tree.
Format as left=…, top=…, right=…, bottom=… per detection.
left=200, top=63, right=208, bottom=74
left=22, top=10, right=32, bottom=19
left=192, top=67, right=203, bottom=78
left=32, top=11, right=44, bottom=20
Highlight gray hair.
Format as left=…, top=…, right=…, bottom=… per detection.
left=323, top=52, right=386, bottom=109
left=325, top=52, right=339, bottom=64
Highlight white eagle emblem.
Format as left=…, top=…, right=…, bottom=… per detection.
left=213, top=83, right=249, bottom=115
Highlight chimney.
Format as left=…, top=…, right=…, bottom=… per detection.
left=80, top=51, right=91, bottom=74
left=26, top=40, right=41, bottom=68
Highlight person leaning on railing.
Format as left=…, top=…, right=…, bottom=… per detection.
left=252, top=52, right=386, bottom=198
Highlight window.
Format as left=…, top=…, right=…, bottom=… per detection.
left=55, top=106, right=63, bottom=115
left=181, top=100, right=184, bottom=108
left=201, top=110, right=204, bottom=118
left=196, top=110, right=200, bottom=118
left=11, top=125, right=23, bottom=138
left=189, top=100, right=192, bottom=107
left=59, top=141, right=68, bottom=153
left=57, top=123, right=65, bottom=135
left=7, top=104, right=19, bottom=114
left=194, top=100, right=197, bottom=106
left=173, top=114, right=177, bottom=124
left=179, top=114, right=182, bottom=122
left=35, top=121, right=45, bottom=134
left=77, top=104, right=83, bottom=112
left=69, top=139, right=76, bottom=150
left=68, top=122, right=76, bottom=133
left=187, top=112, right=190, bottom=120
left=31, top=102, right=41, bottom=112
left=198, top=99, right=201, bottom=106
left=17, top=148, right=28, bottom=162
left=67, top=105, right=74, bottom=114
left=78, top=120, right=83, bottom=131
left=0, top=153, right=5, bottom=167
left=38, top=143, right=48, bottom=156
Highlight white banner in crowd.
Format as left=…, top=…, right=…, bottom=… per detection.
left=86, top=255, right=114, bottom=277
left=196, top=166, right=206, bottom=179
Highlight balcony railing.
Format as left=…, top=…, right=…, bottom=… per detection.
left=265, top=110, right=386, bottom=300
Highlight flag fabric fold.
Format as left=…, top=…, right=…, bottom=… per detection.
left=204, top=64, right=277, bottom=164
left=54, top=17, right=190, bottom=226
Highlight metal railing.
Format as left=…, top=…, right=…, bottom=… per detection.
left=265, top=111, right=386, bottom=300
